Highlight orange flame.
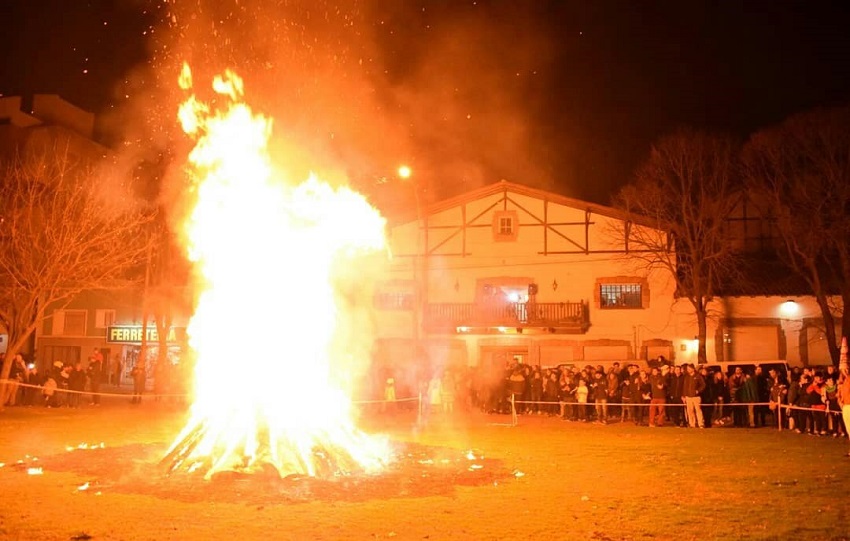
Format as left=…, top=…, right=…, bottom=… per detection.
left=165, top=63, right=390, bottom=479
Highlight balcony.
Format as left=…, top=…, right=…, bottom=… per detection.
left=424, top=301, right=590, bottom=334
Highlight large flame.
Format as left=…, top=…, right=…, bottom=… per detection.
left=164, top=64, right=390, bottom=479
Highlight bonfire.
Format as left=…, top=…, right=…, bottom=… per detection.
left=163, top=64, right=390, bottom=480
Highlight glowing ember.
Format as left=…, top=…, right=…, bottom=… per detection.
left=77, top=482, right=90, bottom=491
left=164, top=64, right=390, bottom=479
left=66, top=442, right=106, bottom=452
left=27, top=467, right=43, bottom=476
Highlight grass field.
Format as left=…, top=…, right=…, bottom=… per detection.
left=0, top=401, right=849, bottom=541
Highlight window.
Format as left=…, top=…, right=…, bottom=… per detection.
left=492, top=210, right=519, bottom=242
left=599, top=284, right=643, bottom=309
left=498, top=216, right=513, bottom=235
left=52, top=309, right=88, bottom=336
left=95, top=309, right=116, bottom=329
left=373, top=291, right=415, bottom=310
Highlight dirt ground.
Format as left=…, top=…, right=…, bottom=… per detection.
left=1, top=401, right=849, bottom=541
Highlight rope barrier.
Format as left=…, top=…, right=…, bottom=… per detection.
left=1, top=377, right=846, bottom=431
left=0, top=378, right=421, bottom=405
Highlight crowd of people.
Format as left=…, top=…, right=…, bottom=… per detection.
left=0, top=349, right=108, bottom=408
left=6, top=346, right=850, bottom=454
left=458, top=358, right=850, bottom=438
left=0, top=348, right=155, bottom=408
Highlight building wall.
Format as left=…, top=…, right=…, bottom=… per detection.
left=709, top=295, right=844, bottom=366
left=36, top=288, right=191, bottom=384
left=375, top=182, right=693, bottom=371
left=373, top=182, right=844, bottom=372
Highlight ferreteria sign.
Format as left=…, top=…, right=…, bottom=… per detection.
left=106, top=325, right=185, bottom=345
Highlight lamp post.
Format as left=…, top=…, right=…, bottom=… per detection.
left=400, top=164, right=425, bottom=420
left=401, top=166, right=419, bottom=346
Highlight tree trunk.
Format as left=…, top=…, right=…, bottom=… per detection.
left=813, top=292, right=839, bottom=365
left=139, top=311, right=149, bottom=397
left=696, top=301, right=709, bottom=365
left=0, top=333, right=33, bottom=412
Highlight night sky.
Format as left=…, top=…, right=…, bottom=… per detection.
left=2, top=0, right=850, bottom=205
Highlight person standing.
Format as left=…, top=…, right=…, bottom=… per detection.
left=682, top=364, right=706, bottom=428
left=754, top=366, right=771, bottom=427
left=575, top=378, right=589, bottom=422
left=741, top=372, right=759, bottom=428
left=807, top=373, right=828, bottom=435
left=382, top=376, right=396, bottom=413
left=666, top=365, right=685, bottom=427
left=4, top=354, right=27, bottom=406
left=648, top=366, right=668, bottom=427
left=728, top=366, right=746, bottom=427
left=838, top=365, right=850, bottom=455
left=68, top=361, right=87, bottom=408
left=131, top=360, right=146, bottom=404
left=591, top=370, right=608, bottom=423
left=87, top=348, right=104, bottom=405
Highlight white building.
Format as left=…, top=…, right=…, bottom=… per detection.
left=371, top=181, right=841, bottom=381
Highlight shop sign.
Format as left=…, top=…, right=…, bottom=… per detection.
left=106, top=325, right=183, bottom=344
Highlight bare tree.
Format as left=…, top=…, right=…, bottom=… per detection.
left=0, top=137, right=153, bottom=408
left=146, top=218, right=192, bottom=399
left=613, top=129, right=741, bottom=364
left=742, top=106, right=850, bottom=365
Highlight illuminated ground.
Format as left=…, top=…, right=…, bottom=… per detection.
left=1, top=401, right=849, bottom=541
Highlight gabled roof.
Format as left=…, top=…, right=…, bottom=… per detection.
left=397, top=179, right=656, bottom=228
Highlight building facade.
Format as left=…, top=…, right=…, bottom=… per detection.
left=0, top=95, right=190, bottom=382
left=371, top=181, right=842, bottom=383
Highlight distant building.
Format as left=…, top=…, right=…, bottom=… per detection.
left=370, top=180, right=840, bottom=387
left=0, top=95, right=189, bottom=383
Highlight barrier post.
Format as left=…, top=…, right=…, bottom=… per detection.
left=510, top=394, right=518, bottom=427
left=777, top=402, right=782, bottom=431
left=417, top=391, right=422, bottom=426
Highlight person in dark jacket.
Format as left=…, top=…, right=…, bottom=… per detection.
left=631, top=370, right=650, bottom=426
left=648, top=366, right=668, bottom=427
left=807, top=374, right=827, bottom=435
left=591, top=370, right=609, bottom=423
left=68, top=361, right=87, bottom=408
left=754, top=366, right=771, bottom=427
left=666, top=365, right=685, bottom=427
left=620, top=368, right=633, bottom=423
left=741, top=372, right=760, bottom=427
left=544, top=371, right=560, bottom=416
left=529, top=368, right=544, bottom=414
left=559, top=372, right=575, bottom=420
left=87, top=348, right=104, bottom=406
left=793, top=375, right=812, bottom=433
left=698, top=366, right=714, bottom=427
left=682, top=364, right=706, bottom=428
left=606, top=369, right=621, bottom=419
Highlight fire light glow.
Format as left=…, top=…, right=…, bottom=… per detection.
left=164, top=64, right=391, bottom=479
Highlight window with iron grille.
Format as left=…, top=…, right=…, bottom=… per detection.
left=599, top=283, right=642, bottom=309
left=373, top=291, right=414, bottom=310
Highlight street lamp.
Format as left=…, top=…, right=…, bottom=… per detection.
left=780, top=299, right=799, bottom=318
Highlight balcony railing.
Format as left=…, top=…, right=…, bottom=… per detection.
left=424, top=301, right=589, bottom=333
